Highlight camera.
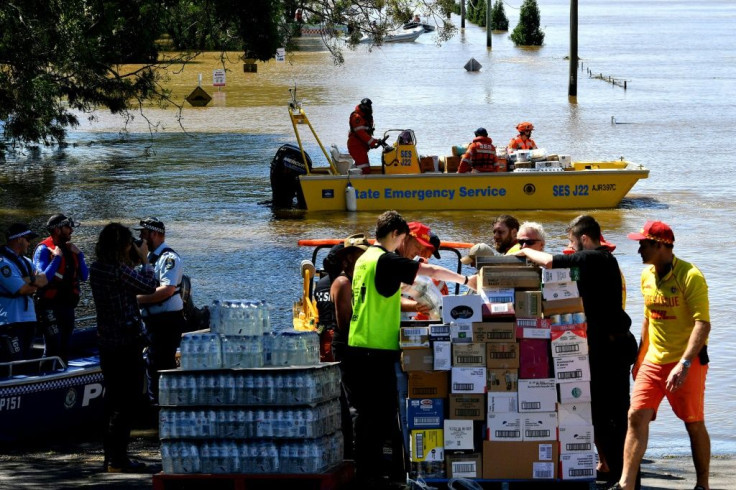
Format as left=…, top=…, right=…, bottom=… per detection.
left=133, top=238, right=143, bottom=247
left=129, top=239, right=144, bottom=264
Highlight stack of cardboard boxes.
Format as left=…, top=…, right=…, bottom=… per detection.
left=399, top=262, right=595, bottom=482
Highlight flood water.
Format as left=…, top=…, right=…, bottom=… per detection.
left=2, top=0, right=735, bottom=456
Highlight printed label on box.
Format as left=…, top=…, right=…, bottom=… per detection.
left=558, top=424, right=594, bottom=453
left=487, top=368, right=519, bottom=392
left=553, top=355, right=591, bottom=383
left=400, top=326, right=430, bottom=348
left=473, top=322, right=515, bottom=342
left=518, top=378, right=557, bottom=412
left=486, top=342, right=520, bottom=368
left=442, top=295, right=483, bottom=324
left=443, top=419, right=475, bottom=450
left=450, top=323, right=474, bottom=343
left=515, top=291, right=543, bottom=318
left=522, top=412, right=558, bottom=441
left=452, top=342, right=486, bottom=367
left=560, top=451, right=596, bottom=480
left=449, top=394, right=485, bottom=420
left=407, top=398, right=444, bottom=429
left=550, top=327, right=588, bottom=357
left=451, top=367, right=487, bottom=394
left=481, top=287, right=515, bottom=303
left=433, top=341, right=452, bottom=371
left=542, top=267, right=580, bottom=284
left=557, top=380, right=592, bottom=404
left=542, top=281, right=579, bottom=301
left=487, top=413, right=522, bottom=441
left=487, top=392, right=519, bottom=413
left=410, top=429, right=444, bottom=462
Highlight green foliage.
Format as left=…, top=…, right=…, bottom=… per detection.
left=491, top=0, right=509, bottom=31
left=510, top=0, right=544, bottom=46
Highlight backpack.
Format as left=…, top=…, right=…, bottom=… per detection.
left=154, top=248, right=209, bottom=332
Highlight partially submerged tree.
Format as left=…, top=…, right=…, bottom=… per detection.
left=0, top=0, right=456, bottom=154
left=510, top=0, right=544, bottom=46
left=491, top=0, right=509, bottom=31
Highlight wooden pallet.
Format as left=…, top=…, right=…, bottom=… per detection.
left=418, top=478, right=596, bottom=490
left=151, top=461, right=355, bottom=490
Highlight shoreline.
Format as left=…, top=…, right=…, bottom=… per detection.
left=0, top=431, right=734, bottom=489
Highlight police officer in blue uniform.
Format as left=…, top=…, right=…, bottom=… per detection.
left=0, top=223, right=49, bottom=362
left=134, top=217, right=185, bottom=405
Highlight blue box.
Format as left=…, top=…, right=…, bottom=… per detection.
left=407, top=398, right=445, bottom=429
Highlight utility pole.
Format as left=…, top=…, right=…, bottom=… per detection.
left=486, top=0, right=492, bottom=48
left=461, top=0, right=466, bottom=29
left=568, top=0, right=578, bottom=101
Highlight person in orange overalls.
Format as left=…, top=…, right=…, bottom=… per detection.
left=508, top=121, right=538, bottom=151
left=457, top=128, right=498, bottom=173
left=347, top=98, right=381, bottom=174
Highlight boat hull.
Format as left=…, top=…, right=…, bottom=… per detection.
left=298, top=165, right=649, bottom=212
left=0, top=356, right=105, bottom=442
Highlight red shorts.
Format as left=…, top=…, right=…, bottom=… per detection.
left=631, top=359, right=707, bottom=423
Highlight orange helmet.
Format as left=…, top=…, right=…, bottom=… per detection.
left=516, top=122, right=534, bottom=132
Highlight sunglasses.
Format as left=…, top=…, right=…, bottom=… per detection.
left=518, top=239, right=540, bottom=246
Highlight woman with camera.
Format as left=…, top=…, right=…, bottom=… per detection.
left=89, top=223, right=157, bottom=473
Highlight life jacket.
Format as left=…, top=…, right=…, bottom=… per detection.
left=0, top=246, right=34, bottom=310
left=348, top=246, right=401, bottom=350
left=35, top=237, right=80, bottom=305
left=508, top=135, right=537, bottom=150
left=459, top=136, right=497, bottom=172
left=348, top=106, right=377, bottom=147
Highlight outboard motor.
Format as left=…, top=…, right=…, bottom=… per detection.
left=270, top=144, right=312, bottom=208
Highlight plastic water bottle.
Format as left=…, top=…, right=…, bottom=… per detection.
left=158, top=374, right=171, bottom=406
left=161, top=442, right=174, bottom=474
left=180, top=442, right=200, bottom=474
left=262, top=332, right=274, bottom=366
left=205, top=334, right=222, bottom=369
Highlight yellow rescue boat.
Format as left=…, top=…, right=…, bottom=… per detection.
left=270, top=93, right=649, bottom=212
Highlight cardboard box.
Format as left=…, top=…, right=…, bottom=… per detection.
left=442, top=295, right=483, bottom=324
left=541, top=267, right=580, bottom=284
left=486, top=342, right=520, bottom=368
left=410, top=429, right=444, bottom=462
left=487, top=368, right=518, bottom=392
left=518, top=378, right=557, bottom=412
left=482, top=302, right=515, bottom=318
left=401, top=348, right=434, bottom=372
left=481, top=287, right=515, bottom=304
left=451, top=367, right=487, bottom=394
left=519, top=339, right=552, bottom=379
left=557, top=402, right=593, bottom=426
left=429, top=324, right=451, bottom=341
left=516, top=317, right=551, bottom=339
left=407, top=398, right=444, bottom=429
left=542, top=297, right=584, bottom=316
left=479, top=267, right=541, bottom=289
left=450, top=322, right=473, bottom=343
left=482, top=441, right=557, bottom=479
left=522, top=412, right=558, bottom=441
left=442, top=155, right=461, bottom=173
left=452, top=342, right=486, bottom=367
left=400, top=326, right=430, bottom=348
left=559, top=451, right=596, bottom=480
left=541, top=281, right=580, bottom=301
left=408, top=371, right=449, bottom=399
left=473, top=322, right=515, bottom=343
left=557, top=380, right=592, bottom=404
left=487, top=392, right=519, bottom=414
left=486, top=413, right=522, bottom=441
left=550, top=326, right=588, bottom=357
left=433, top=341, right=452, bottom=371
left=419, top=156, right=436, bottom=173
left=449, top=394, right=485, bottom=420
left=558, top=423, right=595, bottom=453
left=446, top=453, right=482, bottom=479
left=515, top=291, right=543, bottom=318
left=553, top=355, right=591, bottom=383
left=444, top=419, right=475, bottom=450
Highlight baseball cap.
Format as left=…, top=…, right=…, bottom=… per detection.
left=627, top=221, right=674, bottom=245
left=461, top=243, right=494, bottom=264
left=47, top=213, right=80, bottom=230
left=343, top=233, right=371, bottom=252
left=429, top=232, right=441, bottom=259
left=407, top=222, right=433, bottom=248
left=562, top=233, right=617, bottom=255
left=5, top=223, right=39, bottom=241
left=133, top=217, right=165, bottom=233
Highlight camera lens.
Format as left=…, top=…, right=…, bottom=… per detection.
left=134, top=238, right=143, bottom=247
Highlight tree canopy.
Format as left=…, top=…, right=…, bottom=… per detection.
left=0, top=0, right=454, bottom=154
left=510, top=0, right=545, bottom=46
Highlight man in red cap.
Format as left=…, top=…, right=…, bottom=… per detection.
left=611, top=221, right=711, bottom=490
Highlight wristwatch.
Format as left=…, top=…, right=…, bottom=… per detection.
left=680, top=358, right=692, bottom=368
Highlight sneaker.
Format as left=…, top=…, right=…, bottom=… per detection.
left=107, top=459, right=148, bottom=473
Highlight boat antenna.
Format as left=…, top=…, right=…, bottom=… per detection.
left=289, top=85, right=301, bottom=111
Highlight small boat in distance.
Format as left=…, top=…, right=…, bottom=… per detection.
left=402, top=20, right=435, bottom=32
left=359, top=25, right=424, bottom=43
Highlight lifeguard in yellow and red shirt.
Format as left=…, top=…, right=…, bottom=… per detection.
left=347, top=98, right=381, bottom=174
left=508, top=121, right=538, bottom=151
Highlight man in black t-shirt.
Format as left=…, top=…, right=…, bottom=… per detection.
left=516, top=215, right=638, bottom=487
